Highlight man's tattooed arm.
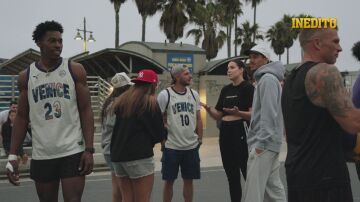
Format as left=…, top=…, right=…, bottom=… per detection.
left=305, top=63, right=352, bottom=116
left=305, top=63, right=360, bottom=133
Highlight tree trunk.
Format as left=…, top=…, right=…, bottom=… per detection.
left=170, top=21, right=176, bottom=43
left=234, top=15, right=238, bottom=56
left=142, top=15, right=147, bottom=42
left=287, top=47, right=289, bottom=64
left=115, top=10, right=120, bottom=48
left=301, top=48, right=304, bottom=60
left=252, top=4, right=257, bottom=43
left=227, top=25, right=232, bottom=57
left=279, top=54, right=281, bottom=61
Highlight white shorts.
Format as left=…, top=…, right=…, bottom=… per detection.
left=112, top=157, right=154, bottom=179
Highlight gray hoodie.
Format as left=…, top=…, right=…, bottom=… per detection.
left=247, top=61, right=285, bottom=153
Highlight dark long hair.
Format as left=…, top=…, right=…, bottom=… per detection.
left=230, top=58, right=249, bottom=81
left=112, top=82, right=158, bottom=118
left=4, top=110, right=16, bottom=128
left=101, top=85, right=131, bottom=123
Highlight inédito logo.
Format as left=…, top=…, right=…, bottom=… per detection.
left=291, top=18, right=337, bottom=29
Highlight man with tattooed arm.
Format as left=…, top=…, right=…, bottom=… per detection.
left=282, top=28, right=355, bottom=202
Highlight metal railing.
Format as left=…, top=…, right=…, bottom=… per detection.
left=87, top=76, right=113, bottom=116
left=0, top=75, right=18, bottom=111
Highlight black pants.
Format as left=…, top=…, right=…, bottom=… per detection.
left=288, top=185, right=353, bottom=202
left=219, top=120, right=249, bottom=202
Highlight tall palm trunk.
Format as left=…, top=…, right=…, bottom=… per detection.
left=141, top=15, right=147, bottom=42
left=234, top=15, right=238, bottom=56
left=227, top=25, right=232, bottom=57
left=170, top=21, right=176, bottom=43
left=286, top=47, right=289, bottom=64
left=252, top=4, right=257, bottom=42
left=114, top=6, right=120, bottom=48
left=301, top=48, right=304, bottom=60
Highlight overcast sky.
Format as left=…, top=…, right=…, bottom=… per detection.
left=1, top=0, right=359, bottom=71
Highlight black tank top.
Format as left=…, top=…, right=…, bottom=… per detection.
left=282, top=61, right=350, bottom=190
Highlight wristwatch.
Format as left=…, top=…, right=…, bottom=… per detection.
left=85, top=147, right=95, bottom=154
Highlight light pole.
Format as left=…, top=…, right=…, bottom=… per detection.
left=74, top=17, right=96, bottom=52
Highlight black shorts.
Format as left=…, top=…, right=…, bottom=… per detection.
left=30, top=152, right=83, bottom=182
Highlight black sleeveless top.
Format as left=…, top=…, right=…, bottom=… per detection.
left=281, top=61, right=350, bottom=190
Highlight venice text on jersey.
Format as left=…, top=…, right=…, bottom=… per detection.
left=32, top=82, right=71, bottom=103
left=171, top=102, right=195, bottom=114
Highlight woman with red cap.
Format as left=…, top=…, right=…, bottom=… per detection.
left=111, top=69, right=165, bottom=202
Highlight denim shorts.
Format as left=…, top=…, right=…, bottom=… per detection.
left=112, top=157, right=154, bottom=179
left=103, top=154, right=115, bottom=172
left=161, top=147, right=200, bottom=180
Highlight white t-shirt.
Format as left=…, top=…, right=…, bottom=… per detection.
left=157, top=87, right=201, bottom=150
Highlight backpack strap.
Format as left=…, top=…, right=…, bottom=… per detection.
left=189, top=88, right=197, bottom=102
left=164, top=88, right=170, bottom=113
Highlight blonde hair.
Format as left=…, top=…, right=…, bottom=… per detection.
left=112, top=82, right=158, bottom=118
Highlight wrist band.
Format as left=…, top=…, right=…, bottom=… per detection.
left=8, top=154, right=17, bottom=161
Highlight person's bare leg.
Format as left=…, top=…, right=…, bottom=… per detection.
left=183, top=179, right=193, bottom=202
left=61, top=176, right=85, bottom=202
left=133, top=174, right=154, bottom=202
left=119, top=177, right=135, bottom=202
left=111, top=173, right=123, bottom=202
left=35, top=180, right=60, bottom=202
left=163, top=180, right=175, bottom=202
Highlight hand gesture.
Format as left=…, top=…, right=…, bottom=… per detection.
left=200, top=102, right=210, bottom=111
left=223, top=106, right=239, bottom=115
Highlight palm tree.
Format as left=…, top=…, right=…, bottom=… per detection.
left=109, top=0, right=127, bottom=48
left=235, top=21, right=263, bottom=56
left=218, top=0, right=242, bottom=57
left=233, top=2, right=243, bottom=56
left=134, top=0, right=164, bottom=42
left=266, top=21, right=286, bottom=61
left=352, top=41, right=360, bottom=62
left=186, top=2, right=226, bottom=60
left=244, top=0, right=265, bottom=42
left=159, top=0, right=188, bottom=43
left=281, top=15, right=298, bottom=64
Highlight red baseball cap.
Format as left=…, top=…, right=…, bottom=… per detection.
left=131, top=69, right=159, bottom=84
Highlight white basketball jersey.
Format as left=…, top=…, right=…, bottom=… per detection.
left=165, top=87, right=198, bottom=150
left=27, top=58, right=84, bottom=160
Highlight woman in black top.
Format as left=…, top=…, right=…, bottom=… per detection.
left=111, top=69, right=165, bottom=202
left=202, top=59, right=254, bottom=202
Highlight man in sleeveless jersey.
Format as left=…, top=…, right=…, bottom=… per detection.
left=6, top=21, right=94, bottom=202
left=282, top=28, right=359, bottom=201
left=158, top=65, right=203, bottom=202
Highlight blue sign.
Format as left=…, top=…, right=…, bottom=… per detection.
left=167, top=53, right=194, bottom=73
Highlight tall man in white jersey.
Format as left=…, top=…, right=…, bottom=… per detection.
left=157, top=66, right=203, bottom=202
left=6, top=21, right=94, bottom=202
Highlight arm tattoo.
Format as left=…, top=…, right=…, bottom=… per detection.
left=305, top=64, right=353, bottom=117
